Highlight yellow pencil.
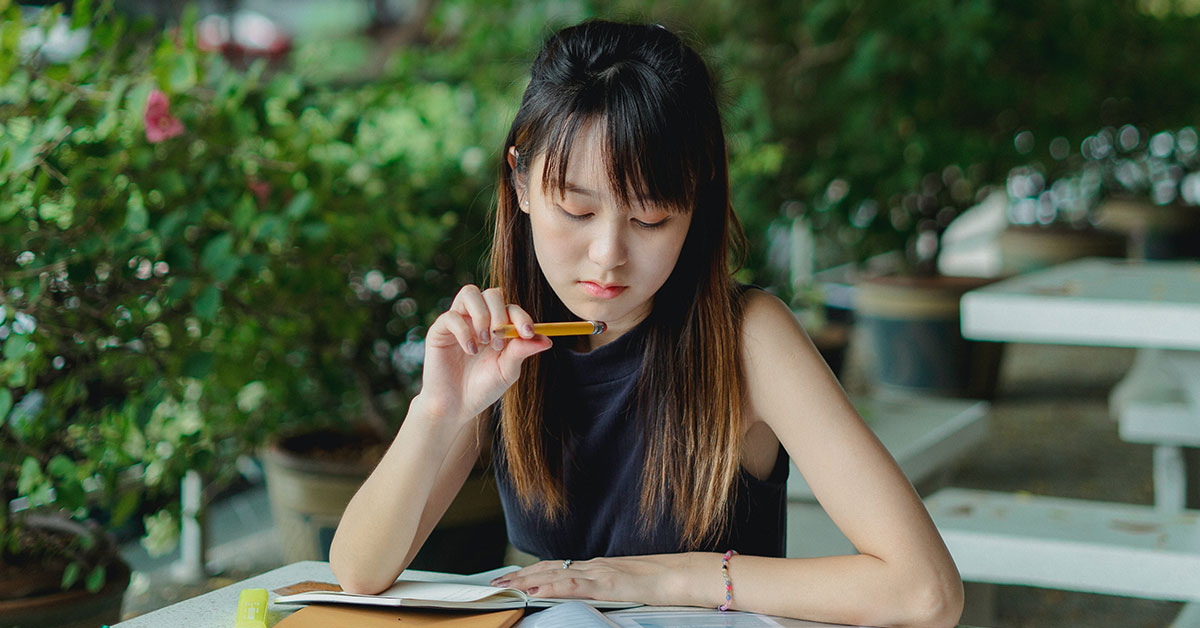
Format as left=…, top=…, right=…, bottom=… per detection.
left=493, top=321, right=607, bottom=338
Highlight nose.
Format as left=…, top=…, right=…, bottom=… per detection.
left=588, top=218, right=628, bottom=270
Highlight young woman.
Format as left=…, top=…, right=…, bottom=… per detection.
left=330, top=20, right=963, bottom=628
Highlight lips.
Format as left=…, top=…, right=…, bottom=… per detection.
left=580, top=281, right=627, bottom=299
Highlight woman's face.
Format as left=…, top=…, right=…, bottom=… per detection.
left=513, top=120, right=693, bottom=349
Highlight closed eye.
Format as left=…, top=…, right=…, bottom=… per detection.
left=556, top=205, right=591, bottom=221
left=634, top=217, right=669, bottom=229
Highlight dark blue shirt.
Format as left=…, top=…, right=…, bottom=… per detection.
left=493, top=317, right=789, bottom=560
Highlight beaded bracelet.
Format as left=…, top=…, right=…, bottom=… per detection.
left=718, top=549, right=738, bottom=612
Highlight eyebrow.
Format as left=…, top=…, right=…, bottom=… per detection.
left=562, top=182, right=599, bottom=198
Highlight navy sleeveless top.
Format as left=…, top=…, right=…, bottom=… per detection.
left=492, top=316, right=789, bottom=560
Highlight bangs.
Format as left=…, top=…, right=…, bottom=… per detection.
left=535, top=102, right=710, bottom=216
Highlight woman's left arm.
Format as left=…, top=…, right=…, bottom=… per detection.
left=493, top=291, right=963, bottom=627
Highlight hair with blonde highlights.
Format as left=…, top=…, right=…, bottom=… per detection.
left=488, top=20, right=747, bottom=549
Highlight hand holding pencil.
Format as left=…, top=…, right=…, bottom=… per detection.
left=416, top=285, right=610, bottom=425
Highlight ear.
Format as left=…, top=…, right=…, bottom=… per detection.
left=508, top=147, right=530, bottom=214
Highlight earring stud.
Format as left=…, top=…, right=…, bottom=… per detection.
left=522, top=199, right=529, bottom=207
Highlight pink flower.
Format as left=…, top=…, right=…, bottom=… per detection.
left=144, top=89, right=185, bottom=143
left=247, top=177, right=272, bottom=206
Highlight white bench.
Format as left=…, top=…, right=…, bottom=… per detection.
left=926, top=488, right=1200, bottom=627
left=1110, top=348, right=1200, bottom=512
left=786, top=395, right=989, bottom=558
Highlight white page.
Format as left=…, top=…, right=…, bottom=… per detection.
left=607, top=610, right=795, bottom=628
left=398, top=566, right=522, bottom=586
left=517, top=601, right=620, bottom=627
left=377, top=580, right=522, bottom=603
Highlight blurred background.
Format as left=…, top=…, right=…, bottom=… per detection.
left=3, top=1, right=1200, bottom=626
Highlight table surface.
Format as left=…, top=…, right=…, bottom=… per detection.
left=960, top=257, right=1200, bottom=349
left=110, top=560, right=974, bottom=628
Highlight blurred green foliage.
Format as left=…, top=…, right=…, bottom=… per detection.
left=4, top=0, right=1200, bottom=591
left=0, top=0, right=570, bottom=583
left=627, top=0, right=1200, bottom=277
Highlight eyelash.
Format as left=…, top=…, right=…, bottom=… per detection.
left=556, top=205, right=668, bottom=229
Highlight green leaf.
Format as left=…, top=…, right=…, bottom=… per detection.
left=183, top=351, right=214, bottom=378
left=47, top=454, right=76, bottom=479
left=6, top=363, right=26, bottom=388
left=284, top=190, right=314, bottom=220
left=17, top=457, right=43, bottom=495
left=141, top=510, right=180, bottom=557
left=193, top=284, right=221, bottom=321
left=200, top=233, right=233, bottom=275
left=125, top=189, right=148, bottom=232
left=299, top=222, right=330, bottom=242
left=253, top=215, right=284, bottom=243
left=2, top=334, right=29, bottom=360
left=168, top=53, right=198, bottom=92
left=70, top=0, right=92, bottom=29
left=61, top=562, right=81, bottom=590
left=156, top=209, right=186, bottom=241
left=85, top=565, right=106, bottom=593
left=109, top=487, right=141, bottom=528
left=0, top=388, right=11, bottom=422
left=232, top=195, right=256, bottom=233
left=164, top=277, right=191, bottom=304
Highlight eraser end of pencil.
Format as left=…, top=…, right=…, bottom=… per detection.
left=593, top=321, right=607, bottom=334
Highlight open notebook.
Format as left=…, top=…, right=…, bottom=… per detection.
left=273, top=566, right=641, bottom=612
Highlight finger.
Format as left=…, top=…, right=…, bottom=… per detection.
left=496, top=336, right=552, bottom=382
left=439, top=310, right=481, bottom=355
left=481, top=288, right=509, bottom=351
left=490, top=560, right=568, bottom=587
left=451, top=285, right=492, bottom=346
left=505, top=304, right=537, bottom=339
left=492, top=569, right=589, bottom=598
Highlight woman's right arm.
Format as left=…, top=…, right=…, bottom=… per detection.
left=329, top=286, right=551, bottom=594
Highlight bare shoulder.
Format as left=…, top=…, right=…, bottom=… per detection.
left=737, top=287, right=850, bottom=426
left=739, top=287, right=809, bottom=350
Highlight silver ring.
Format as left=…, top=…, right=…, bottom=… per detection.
left=562, top=559, right=572, bottom=569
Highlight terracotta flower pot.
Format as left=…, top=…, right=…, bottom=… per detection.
left=261, top=429, right=507, bottom=574
left=0, top=554, right=130, bottom=628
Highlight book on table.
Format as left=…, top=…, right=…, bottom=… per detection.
left=273, top=566, right=642, bottom=612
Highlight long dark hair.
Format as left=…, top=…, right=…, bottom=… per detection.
left=489, top=20, right=747, bottom=549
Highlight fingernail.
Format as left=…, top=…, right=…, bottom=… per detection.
left=481, top=330, right=491, bottom=344
left=522, top=324, right=534, bottom=338
left=467, top=340, right=478, bottom=355
left=526, top=587, right=539, bottom=595
left=493, top=337, right=504, bottom=351
left=492, top=579, right=510, bottom=587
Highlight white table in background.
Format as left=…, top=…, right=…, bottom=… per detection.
left=960, top=257, right=1200, bottom=511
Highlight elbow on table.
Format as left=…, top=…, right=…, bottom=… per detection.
left=903, top=572, right=964, bottom=628
left=330, top=548, right=396, bottom=595
left=331, top=564, right=391, bottom=595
